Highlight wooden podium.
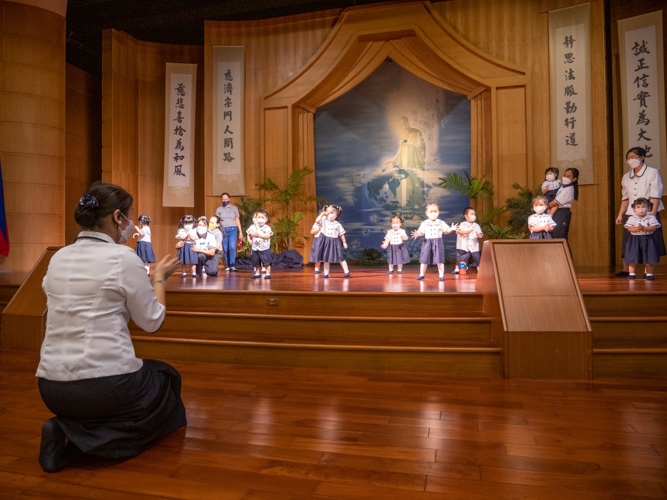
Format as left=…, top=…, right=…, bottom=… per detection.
left=477, top=240, right=592, bottom=379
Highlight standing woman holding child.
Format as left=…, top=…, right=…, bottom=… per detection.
left=615, top=147, right=665, bottom=277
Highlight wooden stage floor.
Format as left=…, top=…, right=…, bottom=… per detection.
left=155, top=265, right=667, bottom=295
left=1, top=350, right=666, bottom=499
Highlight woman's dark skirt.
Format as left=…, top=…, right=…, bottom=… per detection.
left=622, top=212, right=665, bottom=259
left=529, top=231, right=552, bottom=240
left=386, top=243, right=410, bottom=265
left=38, top=359, right=186, bottom=459
left=309, top=235, right=323, bottom=263
left=624, top=234, right=660, bottom=265
left=135, top=241, right=156, bottom=263
left=319, top=235, right=345, bottom=263
left=419, top=238, right=445, bottom=265
left=552, top=208, right=572, bottom=241
left=177, top=242, right=197, bottom=265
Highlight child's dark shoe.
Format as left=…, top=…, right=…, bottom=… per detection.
left=646, top=275, right=655, bottom=281
left=627, top=275, right=636, bottom=280
left=415, top=275, right=424, bottom=280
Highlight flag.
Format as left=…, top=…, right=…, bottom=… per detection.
left=0, top=161, right=8, bottom=257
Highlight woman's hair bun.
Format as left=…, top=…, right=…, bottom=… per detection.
left=78, top=194, right=99, bottom=209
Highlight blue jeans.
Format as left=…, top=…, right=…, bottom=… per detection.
left=222, top=226, right=238, bottom=267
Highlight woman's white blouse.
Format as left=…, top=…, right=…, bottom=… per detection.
left=36, top=231, right=166, bottom=382
left=554, top=186, right=575, bottom=208
left=621, top=165, right=664, bottom=215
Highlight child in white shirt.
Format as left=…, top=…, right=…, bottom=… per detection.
left=453, top=207, right=483, bottom=274
left=411, top=203, right=459, bottom=281
left=381, top=215, right=410, bottom=274
left=246, top=209, right=273, bottom=279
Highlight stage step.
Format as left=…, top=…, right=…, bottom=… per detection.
left=590, top=309, right=667, bottom=377
left=583, top=292, right=667, bottom=317
left=132, top=312, right=493, bottom=345
left=164, top=290, right=485, bottom=317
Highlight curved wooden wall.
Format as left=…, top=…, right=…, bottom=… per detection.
left=205, top=0, right=609, bottom=266
left=102, top=30, right=205, bottom=264
left=0, top=1, right=66, bottom=272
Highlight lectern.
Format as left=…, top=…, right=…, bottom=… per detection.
left=477, top=239, right=592, bottom=379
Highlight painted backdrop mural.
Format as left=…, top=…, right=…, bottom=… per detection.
left=314, top=60, right=472, bottom=261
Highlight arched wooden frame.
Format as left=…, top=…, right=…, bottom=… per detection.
left=261, top=1, right=528, bottom=259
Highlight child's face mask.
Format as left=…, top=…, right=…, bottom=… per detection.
left=392, top=223, right=401, bottom=230
left=328, top=213, right=336, bottom=221
left=427, top=212, right=438, bottom=220
left=534, top=205, right=546, bottom=214
left=635, top=206, right=648, bottom=216
left=256, top=217, right=267, bottom=226
left=467, top=214, right=476, bottom=222
left=184, top=224, right=193, bottom=230
left=546, top=173, right=556, bottom=182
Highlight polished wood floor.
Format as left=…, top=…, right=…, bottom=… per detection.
left=1, top=349, right=666, bottom=499
left=157, top=265, right=667, bottom=294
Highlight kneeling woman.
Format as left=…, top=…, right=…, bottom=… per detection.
left=36, top=182, right=184, bottom=472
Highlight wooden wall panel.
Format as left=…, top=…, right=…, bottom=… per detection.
left=434, top=0, right=610, bottom=266
left=0, top=1, right=66, bottom=272
left=204, top=12, right=340, bottom=218
left=102, top=30, right=205, bottom=266
left=65, top=64, right=102, bottom=245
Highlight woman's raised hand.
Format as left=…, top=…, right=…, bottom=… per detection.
left=154, top=255, right=181, bottom=281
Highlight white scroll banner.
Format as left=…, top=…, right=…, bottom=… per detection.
left=212, top=46, right=245, bottom=196
left=163, top=63, right=197, bottom=207
left=619, top=11, right=665, bottom=171
left=549, top=3, right=593, bottom=185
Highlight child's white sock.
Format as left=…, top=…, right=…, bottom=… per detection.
left=323, top=262, right=331, bottom=275
left=438, top=264, right=444, bottom=278
left=629, top=273, right=636, bottom=276
left=419, top=264, right=427, bottom=276
left=314, top=266, right=320, bottom=272
left=341, top=261, right=349, bottom=273
left=646, top=273, right=653, bottom=276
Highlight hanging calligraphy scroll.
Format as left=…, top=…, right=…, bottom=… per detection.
left=618, top=11, right=665, bottom=171
left=549, top=3, right=593, bottom=185
left=212, top=46, right=245, bottom=196
left=163, top=63, right=197, bottom=207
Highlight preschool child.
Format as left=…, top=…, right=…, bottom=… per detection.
left=208, top=215, right=225, bottom=273
left=453, top=207, right=483, bottom=273
left=309, top=208, right=325, bottom=274
left=528, top=196, right=557, bottom=239
left=247, top=209, right=273, bottom=279
left=624, top=198, right=661, bottom=281
left=315, top=205, right=350, bottom=278
left=133, top=215, right=156, bottom=275
left=380, top=215, right=410, bottom=274
left=411, top=203, right=459, bottom=281
left=193, top=216, right=219, bottom=277
left=175, top=214, right=197, bottom=278
left=541, top=167, right=561, bottom=204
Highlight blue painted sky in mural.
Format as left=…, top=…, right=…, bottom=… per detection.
left=314, top=60, right=471, bottom=260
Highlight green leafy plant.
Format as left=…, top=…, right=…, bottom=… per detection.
left=506, top=183, right=543, bottom=233
left=358, top=247, right=387, bottom=266
left=438, top=172, right=506, bottom=230
left=255, top=167, right=327, bottom=252
left=438, top=172, right=494, bottom=208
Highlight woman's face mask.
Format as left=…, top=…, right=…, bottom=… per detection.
left=197, top=225, right=207, bottom=236
left=562, top=177, right=572, bottom=186
left=626, top=158, right=642, bottom=168
left=222, top=200, right=230, bottom=206
left=209, top=222, right=216, bottom=231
